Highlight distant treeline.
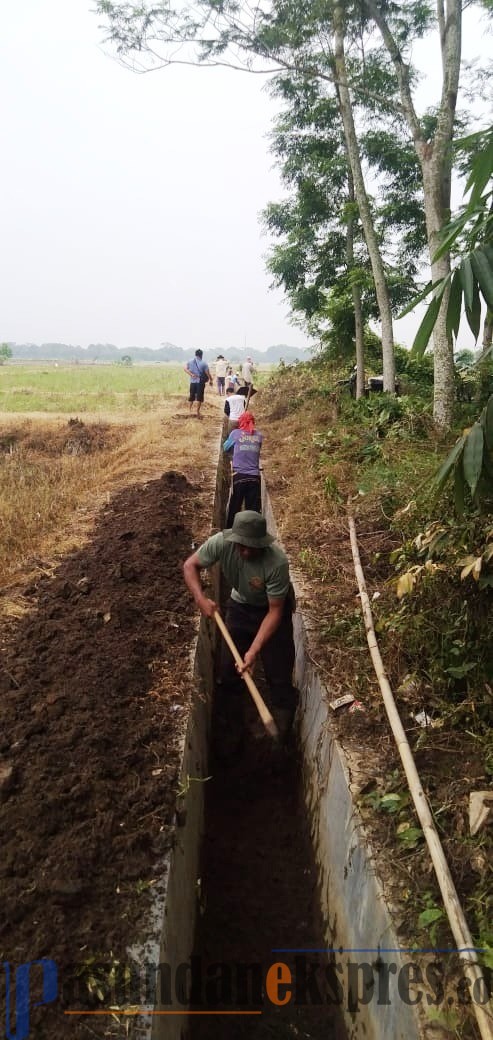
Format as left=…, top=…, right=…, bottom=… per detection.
left=6, top=342, right=309, bottom=364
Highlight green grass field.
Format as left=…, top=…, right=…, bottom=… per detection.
left=0, top=363, right=189, bottom=413
left=0, top=361, right=275, bottom=413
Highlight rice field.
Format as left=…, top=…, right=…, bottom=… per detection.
left=0, top=362, right=189, bottom=413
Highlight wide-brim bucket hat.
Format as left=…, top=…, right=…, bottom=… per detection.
left=224, top=511, right=275, bottom=548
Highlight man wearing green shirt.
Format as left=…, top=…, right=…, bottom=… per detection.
left=183, top=511, right=298, bottom=755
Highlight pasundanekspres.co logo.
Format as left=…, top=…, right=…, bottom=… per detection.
left=3, top=950, right=491, bottom=1031
left=2, top=958, right=58, bottom=1040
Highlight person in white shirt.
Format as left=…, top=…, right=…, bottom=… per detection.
left=215, top=355, right=227, bottom=396
left=224, top=386, right=246, bottom=433
left=242, top=356, right=256, bottom=390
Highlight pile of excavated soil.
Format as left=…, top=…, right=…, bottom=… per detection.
left=0, top=467, right=211, bottom=1037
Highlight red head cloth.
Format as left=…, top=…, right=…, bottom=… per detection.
left=238, top=410, right=256, bottom=434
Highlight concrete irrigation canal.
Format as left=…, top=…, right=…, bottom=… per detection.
left=136, top=458, right=422, bottom=1040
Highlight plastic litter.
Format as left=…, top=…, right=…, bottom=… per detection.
left=414, top=710, right=443, bottom=729
left=469, top=791, right=493, bottom=836
left=329, top=693, right=355, bottom=711
left=414, top=710, right=432, bottom=728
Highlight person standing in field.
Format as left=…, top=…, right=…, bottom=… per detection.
left=215, top=355, right=227, bottom=396
left=242, top=356, right=256, bottom=395
left=223, top=410, right=262, bottom=525
left=184, top=349, right=213, bottom=418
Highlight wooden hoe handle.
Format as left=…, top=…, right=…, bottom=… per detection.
left=213, top=611, right=279, bottom=739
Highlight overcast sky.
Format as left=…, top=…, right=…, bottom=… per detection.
left=1, top=2, right=491, bottom=355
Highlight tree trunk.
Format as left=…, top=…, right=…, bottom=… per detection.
left=364, top=0, right=462, bottom=429
left=479, top=309, right=493, bottom=401
left=353, top=286, right=365, bottom=398
left=343, top=124, right=365, bottom=397
left=333, top=1, right=395, bottom=392
left=423, top=0, right=461, bottom=429
left=422, top=160, right=455, bottom=428
left=482, top=310, right=493, bottom=355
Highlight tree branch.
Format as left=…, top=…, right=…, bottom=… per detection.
left=363, top=0, right=423, bottom=154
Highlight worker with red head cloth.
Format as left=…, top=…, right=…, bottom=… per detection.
left=223, top=410, right=262, bottom=526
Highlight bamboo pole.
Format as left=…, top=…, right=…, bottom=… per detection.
left=213, top=611, right=278, bottom=739
left=348, top=515, right=493, bottom=1040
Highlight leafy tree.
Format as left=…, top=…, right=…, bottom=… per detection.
left=433, top=397, right=493, bottom=515
left=359, top=0, right=462, bottom=429
left=263, top=71, right=426, bottom=383
left=97, top=0, right=403, bottom=393
left=406, top=126, right=493, bottom=358
left=97, top=0, right=488, bottom=426
left=0, top=343, right=12, bottom=364
left=407, top=126, right=493, bottom=512
left=455, top=349, right=476, bottom=370
left=263, top=83, right=365, bottom=369
left=331, top=1, right=397, bottom=392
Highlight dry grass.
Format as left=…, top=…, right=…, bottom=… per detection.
left=258, top=367, right=493, bottom=1039
left=0, top=394, right=223, bottom=591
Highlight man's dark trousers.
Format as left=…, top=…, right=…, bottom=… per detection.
left=226, top=475, right=261, bottom=527
left=215, top=597, right=298, bottom=736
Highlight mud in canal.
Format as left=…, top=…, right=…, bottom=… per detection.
left=188, top=704, right=345, bottom=1040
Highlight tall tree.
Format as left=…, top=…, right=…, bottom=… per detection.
left=97, top=0, right=403, bottom=391
left=264, top=86, right=370, bottom=393
left=97, top=0, right=482, bottom=423
left=263, top=72, right=425, bottom=391
left=363, top=0, right=462, bottom=426
left=332, top=0, right=396, bottom=390
left=405, top=126, right=493, bottom=363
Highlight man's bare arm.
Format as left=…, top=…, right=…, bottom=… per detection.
left=239, top=598, right=285, bottom=673
left=183, top=552, right=218, bottom=618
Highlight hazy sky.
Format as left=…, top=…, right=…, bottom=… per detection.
left=1, top=2, right=491, bottom=354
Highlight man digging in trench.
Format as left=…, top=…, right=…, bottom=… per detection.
left=183, top=511, right=298, bottom=759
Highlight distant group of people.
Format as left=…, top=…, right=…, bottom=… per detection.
left=184, top=349, right=257, bottom=416
left=216, top=355, right=256, bottom=397
left=184, top=348, right=262, bottom=520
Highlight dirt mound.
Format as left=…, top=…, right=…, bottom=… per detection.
left=61, top=417, right=121, bottom=455
left=0, top=470, right=204, bottom=1035
left=0, top=417, right=124, bottom=458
